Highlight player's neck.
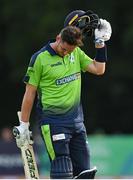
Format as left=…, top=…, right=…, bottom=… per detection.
left=50, top=42, right=58, bottom=53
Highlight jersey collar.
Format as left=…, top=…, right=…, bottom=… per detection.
left=46, top=40, right=57, bottom=56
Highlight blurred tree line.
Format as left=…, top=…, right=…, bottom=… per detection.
left=0, top=0, right=133, bottom=134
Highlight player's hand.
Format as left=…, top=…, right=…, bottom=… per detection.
left=13, top=121, right=33, bottom=148
left=94, top=19, right=112, bottom=47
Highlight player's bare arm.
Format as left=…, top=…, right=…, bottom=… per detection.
left=12, top=83, right=37, bottom=149
left=21, top=83, right=37, bottom=123
left=86, top=60, right=105, bottom=75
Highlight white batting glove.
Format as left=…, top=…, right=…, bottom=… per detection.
left=95, top=19, right=112, bottom=46
left=13, top=121, right=33, bottom=148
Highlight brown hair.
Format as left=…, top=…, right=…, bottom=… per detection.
left=60, top=26, right=83, bottom=46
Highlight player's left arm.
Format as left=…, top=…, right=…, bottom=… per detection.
left=86, top=60, right=105, bottom=75
left=86, top=18, right=112, bottom=75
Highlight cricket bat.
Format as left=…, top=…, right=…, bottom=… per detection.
left=20, top=144, right=39, bottom=179
left=13, top=111, right=39, bottom=179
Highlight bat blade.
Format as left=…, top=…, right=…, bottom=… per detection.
left=21, top=144, right=39, bottom=179
left=14, top=111, right=39, bottom=179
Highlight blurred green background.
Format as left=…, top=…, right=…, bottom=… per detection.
left=38, top=135, right=133, bottom=178
left=0, top=0, right=133, bottom=178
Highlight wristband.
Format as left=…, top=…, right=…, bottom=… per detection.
left=95, top=45, right=107, bottom=62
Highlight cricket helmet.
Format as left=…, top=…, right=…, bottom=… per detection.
left=64, top=10, right=100, bottom=37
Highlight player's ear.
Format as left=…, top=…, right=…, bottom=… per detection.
left=56, top=35, right=61, bottom=43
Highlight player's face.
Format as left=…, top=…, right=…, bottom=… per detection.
left=56, top=37, right=76, bottom=57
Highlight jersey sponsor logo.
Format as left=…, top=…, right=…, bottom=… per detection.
left=52, top=133, right=65, bottom=141
left=51, top=62, right=62, bottom=67
left=56, top=72, right=81, bottom=85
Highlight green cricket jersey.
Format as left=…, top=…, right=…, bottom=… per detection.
left=24, top=40, right=93, bottom=125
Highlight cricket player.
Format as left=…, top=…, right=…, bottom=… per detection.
left=14, top=10, right=112, bottom=179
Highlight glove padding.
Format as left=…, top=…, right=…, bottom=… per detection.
left=13, top=120, right=33, bottom=148
left=95, top=19, right=112, bottom=45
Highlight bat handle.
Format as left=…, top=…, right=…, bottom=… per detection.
left=12, top=111, right=21, bottom=139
